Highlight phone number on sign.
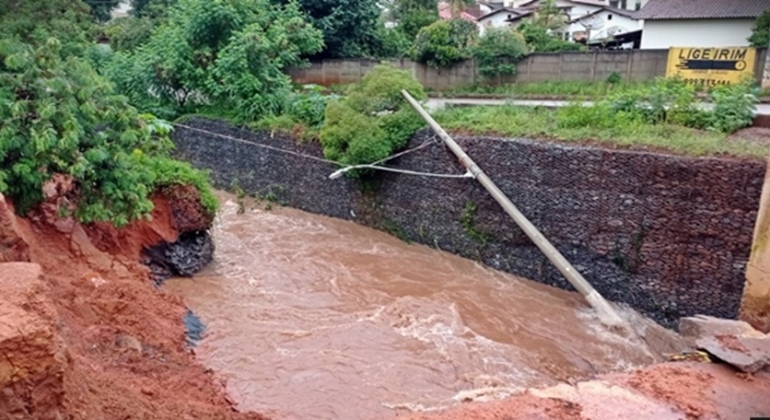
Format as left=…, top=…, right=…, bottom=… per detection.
left=682, top=78, right=732, bottom=86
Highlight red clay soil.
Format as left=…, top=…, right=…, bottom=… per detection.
left=0, top=185, right=265, bottom=420
left=626, top=365, right=716, bottom=419
left=401, top=362, right=770, bottom=420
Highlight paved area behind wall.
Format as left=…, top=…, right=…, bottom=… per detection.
left=425, top=98, right=770, bottom=115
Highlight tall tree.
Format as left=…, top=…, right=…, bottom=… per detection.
left=534, top=0, right=567, bottom=31
left=115, top=0, right=323, bottom=120
left=391, top=0, right=439, bottom=40
left=273, top=0, right=382, bottom=59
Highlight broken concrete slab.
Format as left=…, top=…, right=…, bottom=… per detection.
left=696, top=335, right=770, bottom=373
left=679, top=315, right=764, bottom=340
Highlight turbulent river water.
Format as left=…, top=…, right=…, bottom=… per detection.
left=165, top=192, right=675, bottom=420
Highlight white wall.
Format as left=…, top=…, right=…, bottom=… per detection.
left=641, top=19, right=755, bottom=49
left=477, top=11, right=520, bottom=35
left=568, top=10, right=641, bottom=41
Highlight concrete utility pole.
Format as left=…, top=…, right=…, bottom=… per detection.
left=763, top=29, right=770, bottom=91
left=401, top=89, right=629, bottom=331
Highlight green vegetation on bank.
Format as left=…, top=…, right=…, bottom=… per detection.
left=259, top=72, right=763, bottom=160
left=434, top=79, right=660, bottom=98
left=433, top=78, right=765, bottom=159
left=0, top=0, right=218, bottom=226
left=319, top=65, right=427, bottom=173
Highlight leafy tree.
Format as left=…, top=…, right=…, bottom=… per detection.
left=412, top=19, right=478, bottom=68
left=0, top=0, right=95, bottom=55
left=373, top=25, right=413, bottom=59
left=390, top=0, right=439, bottom=40
left=112, top=0, right=323, bottom=121
left=83, top=0, right=121, bottom=22
left=473, top=28, right=528, bottom=79
left=105, top=16, right=156, bottom=52
left=273, top=0, right=382, bottom=59
left=320, top=64, right=426, bottom=171
left=749, top=10, right=770, bottom=47
left=0, top=38, right=215, bottom=225
left=517, top=22, right=584, bottom=52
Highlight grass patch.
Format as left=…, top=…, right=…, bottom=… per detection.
left=144, top=156, right=220, bottom=216
left=435, top=80, right=658, bottom=98
left=433, top=104, right=769, bottom=159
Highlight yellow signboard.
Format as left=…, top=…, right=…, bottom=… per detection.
left=666, top=47, right=756, bottom=87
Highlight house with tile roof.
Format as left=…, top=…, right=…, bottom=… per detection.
left=475, top=0, right=641, bottom=43
left=635, top=0, right=770, bottom=49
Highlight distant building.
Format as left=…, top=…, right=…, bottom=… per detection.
left=475, top=0, right=641, bottom=44
left=635, top=0, right=770, bottom=49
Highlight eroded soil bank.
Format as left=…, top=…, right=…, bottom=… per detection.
left=0, top=183, right=263, bottom=420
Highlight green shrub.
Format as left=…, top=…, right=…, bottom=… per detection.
left=473, top=28, right=528, bottom=79
left=0, top=39, right=216, bottom=226
left=380, top=108, right=426, bottom=150
left=109, top=0, right=324, bottom=122
left=516, top=22, right=584, bottom=53
left=412, top=19, right=477, bottom=68
left=287, top=85, right=340, bottom=128
left=320, top=101, right=389, bottom=165
left=708, top=80, right=758, bottom=133
left=345, top=64, right=427, bottom=114
left=320, top=64, right=427, bottom=174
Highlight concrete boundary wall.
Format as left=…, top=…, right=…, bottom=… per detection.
left=288, top=49, right=768, bottom=90
left=172, top=117, right=765, bottom=329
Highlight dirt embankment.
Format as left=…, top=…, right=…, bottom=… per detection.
left=0, top=181, right=264, bottom=420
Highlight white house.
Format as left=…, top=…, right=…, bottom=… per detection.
left=568, top=7, right=641, bottom=43
left=476, top=7, right=534, bottom=35
left=474, top=0, right=642, bottom=44
left=636, top=0, right=770, bottom=49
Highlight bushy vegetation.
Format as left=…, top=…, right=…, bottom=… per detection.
left=438, top=79, right=658, bottom=97
left=473, top=28, right=528, bottom=79
left=0, top=38, right=216, bottom=225
left=602, top=77, right=758, bottom=133
left=101, top=0, right=324, bottom=122
left=319, top=64, right=426, bottom=173
left=412, top=19, right=478, bottom=68
left=433, top=78, right=763, bottom=158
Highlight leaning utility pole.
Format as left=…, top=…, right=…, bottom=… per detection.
left=401, top=90, right=629, bottom=330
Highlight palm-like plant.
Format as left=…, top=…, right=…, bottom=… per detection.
left=533, top=0, right=568, bottom=31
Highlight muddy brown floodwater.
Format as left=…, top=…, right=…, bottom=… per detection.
left=165, top=192, right=676, bottom=420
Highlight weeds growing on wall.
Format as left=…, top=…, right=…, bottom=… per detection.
left=319, top=64, right=427, bottom=176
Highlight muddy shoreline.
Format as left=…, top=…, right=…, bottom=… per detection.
left=0, top=183, right=261, bottom=420
left=1, top=183, right=769, bottom=419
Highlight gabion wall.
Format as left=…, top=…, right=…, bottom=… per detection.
left=172, top=117, right=765, bottom=329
